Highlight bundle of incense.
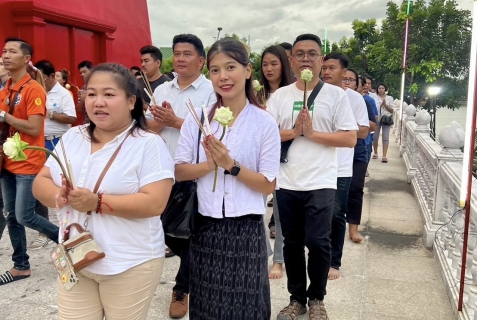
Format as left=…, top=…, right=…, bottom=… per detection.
left=59, top=138, right=76, bottom=189
left=140, top=71, right=157, bottom=105
left=185, top=100, right=207, bottom=137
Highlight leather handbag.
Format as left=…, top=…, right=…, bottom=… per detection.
left=50, top=129, right=132, bottom=289
left=280, top=80, right=324, bottom=163
left=380, top=104, right=394, bottom=125
left=161, top=112, right=204, bottom=239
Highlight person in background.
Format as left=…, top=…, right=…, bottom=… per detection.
left=259, top=44, right=293, bottom=280
left=138, top=46, right=171, bottom=106
left=33, top=62, right=174, bottom=320
left=0, top=37, right=59, bottom=285
left=175, top=37, right=280, bottom=320
left=75, top=60, right=94, bottom=126
left=358, top=75, right=378, bottom=177
left=0, top=57, right=8, bottom=90
left=372, top=83, right=394, bottom=163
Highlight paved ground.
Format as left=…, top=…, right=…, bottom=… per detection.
left=0, top=141, right=455, bottom=319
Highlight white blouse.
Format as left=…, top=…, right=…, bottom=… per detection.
left=45, top=124, right=174, bottom=275
left=175, top=102, right=280, bottom=218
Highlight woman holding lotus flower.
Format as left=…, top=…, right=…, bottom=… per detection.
left=32, top=63, right=174, bottom=320
left=175, top=37, right=280, bottom=319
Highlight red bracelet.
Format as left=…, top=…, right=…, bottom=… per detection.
left=95, top=193, right=113, bottom=216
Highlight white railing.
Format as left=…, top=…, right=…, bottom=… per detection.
left=395, top=100, right=477, bottom=319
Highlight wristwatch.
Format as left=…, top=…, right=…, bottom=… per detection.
left=0, top=111, right=6, bottom=122
left=224, top=160, right=241, bottom=176
left=49, top=112, right=54, bottom=120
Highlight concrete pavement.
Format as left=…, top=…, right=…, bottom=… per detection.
left=0, top=141, right=454, bottom=319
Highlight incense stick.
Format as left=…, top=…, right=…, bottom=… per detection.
left=140, top=71, right=157, bottom=105
left=186, top=100, right=207, bottom=137
left=59, top=139, right=74, bottom=189
left=201, top=105, right=212, bottom=135
left=143, top=88, right=153, bottom=103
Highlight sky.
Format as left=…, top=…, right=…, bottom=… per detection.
left=148, top=0, right=473, bottom=52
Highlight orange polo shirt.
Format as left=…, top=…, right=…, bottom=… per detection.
left=0, top=73, right=46, bottom=175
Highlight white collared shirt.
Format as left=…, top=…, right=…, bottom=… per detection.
left=175, top=102, right=280, bottom=218
left=45, top=124, right=174, bottom=275
left=44, top=82, right=76, bottom=136
left=267, top=82, right=358, bottom=190
left=145, top=74, right=216, bottom=157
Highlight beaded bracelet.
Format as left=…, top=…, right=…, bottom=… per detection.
left=95, top=193, right=103, bottom=215
left=55, top=193, right=59, bottom=209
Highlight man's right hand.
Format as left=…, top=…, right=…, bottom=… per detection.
left=293, top=112, right=303, bottom=138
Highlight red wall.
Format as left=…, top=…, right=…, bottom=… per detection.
left=0, top=0, right=152, bottom=87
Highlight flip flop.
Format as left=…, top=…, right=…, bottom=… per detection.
left=0, top=271, right=30, bottom=285
left=165, top=247, right=176, bottom=258
left=372, top=154, right=378, bottom=159
left=382, top=157, right=388, bottom=163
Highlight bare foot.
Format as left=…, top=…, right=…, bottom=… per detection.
left=9, top=268, right=31, bottom=277
left=269, top=263, right=284, bottom=279
left=348, top=224, right=363, bottom=243
left=328, top=267, right=340, bottom=280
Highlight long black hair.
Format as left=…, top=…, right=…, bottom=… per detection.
left=259, top=45, right=293, bottom=100
left=84, top=63, right=147, bottom=142
left=206, top=37, right=261, bottom=123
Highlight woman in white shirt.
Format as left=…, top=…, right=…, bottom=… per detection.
left=33, top=63, right=174, bottom=320
left=372, top=83, right=395, bottom=163
left=175, top=38, right=280, bottom=320
left=259, top=44, right=293, bottom=280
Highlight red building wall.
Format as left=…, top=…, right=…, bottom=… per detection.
left=0, top=0, right=152, bottom=87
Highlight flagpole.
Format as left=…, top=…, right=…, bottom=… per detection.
left=324, top=26, right=328, bottom=54
left=399, top=0, right=412, bottom=145
left=458, top=0, right=477, bottom=312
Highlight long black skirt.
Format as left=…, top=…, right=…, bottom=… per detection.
left=189, top=215, right=271, bottom=320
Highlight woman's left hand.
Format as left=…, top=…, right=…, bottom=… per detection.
left=207, top=136, right=234, bottom=170
left=67, top=188, right=98, bottom=213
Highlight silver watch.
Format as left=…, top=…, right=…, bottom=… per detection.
left=0, top=111, right=6, bottom=122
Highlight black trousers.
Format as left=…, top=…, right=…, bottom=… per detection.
left=165, top=235, right=191, bottom=294
left=276, top=188, right=335, bottom=306
left=347, top=160, right=369, bottom=225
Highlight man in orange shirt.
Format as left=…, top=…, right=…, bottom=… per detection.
left=0, top=38, right=59, bottom=286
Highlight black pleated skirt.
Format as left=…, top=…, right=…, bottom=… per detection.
left=189, top=214, right=271, bottom=320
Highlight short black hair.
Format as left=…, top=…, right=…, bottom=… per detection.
left=292, top=34, right=322, bottom=51
left=34, top=60, right=55, bottom=77
left=78, top=60, right=93, bottom=70
left=130, top=66, right=141, bottom=72
left=173, top=34, right=205, bottom=57
left=323, top=52, right=349, bottom=69
left=5, top=37, right=33, bottom=56
left=139, top=45, right=163, bottom=62
left=279, top=42, right=292, bottom=52
left=377, top=83, right=387, bottom=91
left=363, top=74, right=373, bottom=82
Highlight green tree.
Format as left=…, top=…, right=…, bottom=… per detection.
left=336, top=0, right=471, bottom=109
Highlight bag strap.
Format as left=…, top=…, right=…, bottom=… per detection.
left=195, top=111, right=204, bottom=164
left=85, top=129, right=133, bottom=215
left=306, top=80, right=324, bottom=109
left=1, top=79, right=33, bottom=144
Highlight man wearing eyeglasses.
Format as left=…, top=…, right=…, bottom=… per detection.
left=268, top=34, right=357, bottom=320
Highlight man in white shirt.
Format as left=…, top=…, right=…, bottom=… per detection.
left=35, top=60, right=76, bottom=151
left=146, top=34, right=215, bottom=319
left=321, top=53, right=370, bottom=282
left=268, top=34, right=357, bottom=320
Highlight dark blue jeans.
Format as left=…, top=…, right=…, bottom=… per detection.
left=367, top=134, right=373, bottom=163
left=1, top=170, right=59, bottom=270
left=277, top=188, right=335, bottom=305
left=330, top=177, right=352, bottom=270
left=0, top=184, right=5, bottom=240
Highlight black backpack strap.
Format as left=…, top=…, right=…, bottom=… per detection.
left=280, top=80, right=325, bottom=163
left=195, top=111, right=205, bottom=164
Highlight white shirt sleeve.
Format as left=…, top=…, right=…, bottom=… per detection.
left=258, top=116, right=281, bottom=182
left=334, top=93, right=359, bottom=132
left=174, top=113, right=198, bottom=165
left=60, top=92, right=77, bottom=117
left=354, top=96, right=370, bottom=127
left=138, top=135, right=175, bottom=187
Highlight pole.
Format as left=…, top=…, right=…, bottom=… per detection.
left=458, top=0, right=477, bottom=312
left=324, top=26, right=328, bottom=54
left=399, top=0, right=412, bottom=145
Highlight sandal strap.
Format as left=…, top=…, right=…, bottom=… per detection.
left=0, top=271, right=13, bottom=284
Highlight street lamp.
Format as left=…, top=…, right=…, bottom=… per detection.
left=427, top=86, right=441, bottom=140
left=217, top=27, right=222, bottom=40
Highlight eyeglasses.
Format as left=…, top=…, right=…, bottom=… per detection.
left=342, top=78, right=356, bottom=83
left=293, top=51, right=322, bottom=62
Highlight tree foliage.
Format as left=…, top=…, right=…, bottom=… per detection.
left=332, top=0, right=472, bottom=110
